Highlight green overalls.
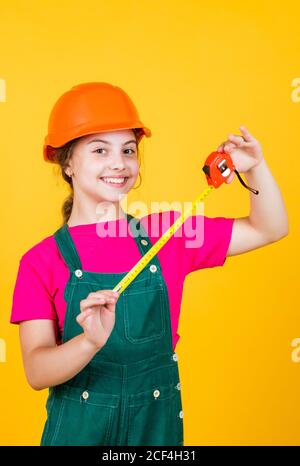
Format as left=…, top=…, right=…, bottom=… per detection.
left=40, top=214, right=184, bottom=446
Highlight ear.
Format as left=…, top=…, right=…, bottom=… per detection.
left=64, top=159, right=73, bottom=176
left=64, top=167, right=73, bottom=177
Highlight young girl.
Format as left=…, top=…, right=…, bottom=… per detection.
left=10, top=82, right=288, bottom=446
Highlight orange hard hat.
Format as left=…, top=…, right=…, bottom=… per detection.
left=43, top=82, right=152, bottom=162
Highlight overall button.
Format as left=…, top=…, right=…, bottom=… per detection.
left=172, top=353, right=178, bottom=362
left=176, top=382, right=181, bottom=390
left=153, top=389, right=160, bottom=399
left=74, top=269, right=83, bottom=278
left=179, top=410, right=184, bottom=419
left=149, top=264, right=157, bottom=273
left=141, top=239, right=148, bottom=246
left=81, top=390, right=89, bottom=400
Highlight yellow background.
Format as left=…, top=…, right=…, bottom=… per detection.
left=0, top=0, right=299, bottom=446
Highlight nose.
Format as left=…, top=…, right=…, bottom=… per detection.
left=109, top=152, right=126, bottom=170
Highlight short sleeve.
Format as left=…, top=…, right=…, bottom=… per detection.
left=181, top=214, right=235, bottom=274
left=10, top=254, right=57, bottom=325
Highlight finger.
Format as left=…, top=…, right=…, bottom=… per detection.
left=101, top=290, right=119, bottom=298
left=225, top=171, right=235, bottom=183
left=227, top=134, right=245, bottom=146
left=80, top=296, right=116, bottom=312
left=217, top=142, right=226, bottom=152
left=102, top=296, right=118, bottom=313
left=239, top=125, right=255, bottom=142
left=76, top=309, right=93, bottom=325
left=103, top=303, right=117, bottom=313
left=218, top=140, right=238, bottom=153
left=223, top=142, right=236, bottom=152
left=96, top=290, right=119, bottom=305
left=90, top=290, right=119, bottom=299
left=98, top=290, right=119, bottom=303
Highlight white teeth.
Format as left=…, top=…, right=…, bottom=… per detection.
left=101, top=177, right=127, bottom=184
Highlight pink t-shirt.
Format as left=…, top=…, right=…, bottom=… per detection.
left=10, top=211, right=234, bottom=350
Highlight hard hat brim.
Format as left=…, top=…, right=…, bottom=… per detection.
left=43, top=124, right=151, bottom=163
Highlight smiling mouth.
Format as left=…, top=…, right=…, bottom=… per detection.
left=99, top=177, right=129, bottom=187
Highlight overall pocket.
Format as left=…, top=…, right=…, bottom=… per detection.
left=41, top=385, right=120, bottom=446
left=127, top=382, right=184, bottom=446
left=123, top=282, right=166, bottom=344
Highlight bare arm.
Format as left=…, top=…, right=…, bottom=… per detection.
left=19, top=320, right=100, bottom=390
left=216, top=126, right=289, bottom=257
left=19, top=290, right=119, bottom=390
left=227, top=216, right=287, bottom=257
left=227, top=158, right=289, bottom=256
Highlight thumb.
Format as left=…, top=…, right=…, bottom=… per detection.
left=76, top=309, right=93, bottom=325
left=225, top=171, right=235, bottom=184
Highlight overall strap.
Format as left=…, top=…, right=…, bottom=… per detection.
left=53, top=224, right=82, bottom=273
left=53, top=215, right=161, bottom=273
left=126, top=214, right=161, bottom=269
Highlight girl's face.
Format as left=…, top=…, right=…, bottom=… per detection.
left=67, top=129, right=140, bottom=204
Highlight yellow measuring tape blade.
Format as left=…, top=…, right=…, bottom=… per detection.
left=113, top=185, right=214, bottom=295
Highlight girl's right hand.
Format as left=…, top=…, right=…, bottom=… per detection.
left=76, top=290, right=119, bottom=350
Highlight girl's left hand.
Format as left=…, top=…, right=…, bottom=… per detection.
left=216, top=125, right=264, bottom=183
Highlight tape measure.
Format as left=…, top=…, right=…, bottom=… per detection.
left=112, top=150, right=259, bottom=295
left=112, top=185, right=214, bottom=294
